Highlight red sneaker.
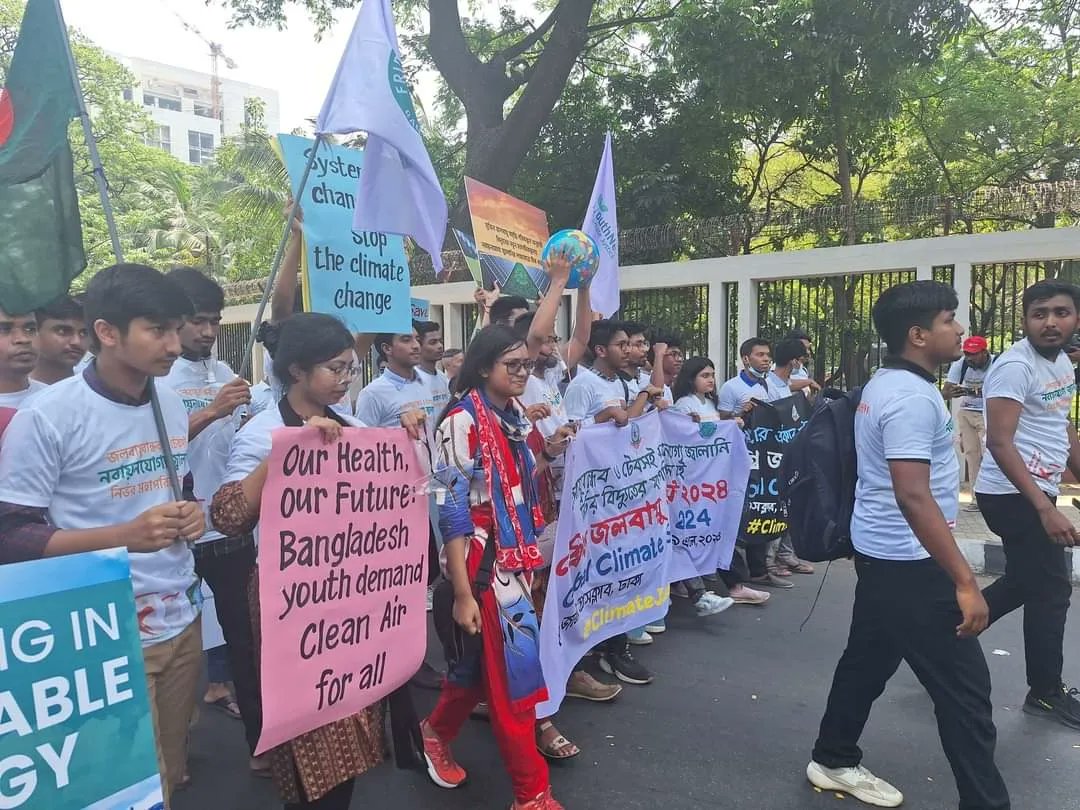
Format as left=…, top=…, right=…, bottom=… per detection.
left=512, top=787, right=564, bottom=810
left=421, top=719, right=467, bottom=789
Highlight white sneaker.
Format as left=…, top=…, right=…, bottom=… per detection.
left=627, top=629, right=653, bottom=646
left=806, top=761, right=903, bottom=807
left=695, top=592, right=735, bottom=617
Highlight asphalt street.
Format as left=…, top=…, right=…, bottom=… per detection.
left=176, top=562, right=1080, bottom=810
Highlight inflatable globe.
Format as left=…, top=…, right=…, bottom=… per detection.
left=541, top=229, right=600, bottom=289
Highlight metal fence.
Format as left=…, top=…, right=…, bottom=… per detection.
left=217, top=322, right=253, bottom=381
left=615, top=285, right=710, bottom=359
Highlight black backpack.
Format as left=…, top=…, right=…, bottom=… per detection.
left=779, top=387, right=862, bottom=562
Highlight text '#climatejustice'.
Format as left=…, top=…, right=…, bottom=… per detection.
left=255, top=427, right=428, bottom=754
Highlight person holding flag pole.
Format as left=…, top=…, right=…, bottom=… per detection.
left=0, top=2, right=204, bottom=805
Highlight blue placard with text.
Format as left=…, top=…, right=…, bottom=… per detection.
left=275, top=134, right=412, bottom=333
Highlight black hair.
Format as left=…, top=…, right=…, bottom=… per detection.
left=1022, top=280, right=1080, bottom=316
left=619, top=321, right=647, bottom=339
left=490, top=295, right=530, bottom=325
left=83, top=264, right=193, bottom=352
left=587, top=320, right=625, bottom=353
left=774, top=337, right=807, bottom=367
left=272, top=313, right=354, bottom=387
left=442, top=325, right=525, bottom=421
left=416, top=320, right=442, bottom=339
left=647, top=330, right=683, bottom=364
left=871, top=280, right=959, bottom=355
left=672, top=356, right=718, bottom=408
left=512, top=310, right=536, bottom=340
left=166, top=267, right=225, bottom=314
left=373, top=326, right=417, bottom=360
left=256, top=321, right=281, bottom=359
left=786, top=328, right=811, bottom=343
left=739, top=337, right=770, bottom=358
left=35, top=295, right=83, bottom=323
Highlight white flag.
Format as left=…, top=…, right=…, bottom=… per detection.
left=316, top=0, right=448, bottom=275
left=582, top=132, right=619, bottom=317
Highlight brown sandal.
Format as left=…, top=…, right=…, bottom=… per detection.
left=535, top=720, right=580, bottom=760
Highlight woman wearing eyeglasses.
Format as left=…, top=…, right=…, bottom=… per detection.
left=420, top=325, right=571, bottom=810
left=211, top=312, right=421, bottom=810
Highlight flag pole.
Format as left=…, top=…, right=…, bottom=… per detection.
left=52, top=0, right=122, bottom=262
left=52, top=0, right=183, bottom=501
left=237, top=133, right=324, bottom=379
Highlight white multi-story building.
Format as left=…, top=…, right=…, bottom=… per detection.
left=113, top=54, right=281, bottom=166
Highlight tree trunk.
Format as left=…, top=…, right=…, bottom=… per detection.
left=828, top=69, right=856, bottom=247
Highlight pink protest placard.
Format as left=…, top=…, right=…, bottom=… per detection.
left=255, top=427, right=428, bottom=754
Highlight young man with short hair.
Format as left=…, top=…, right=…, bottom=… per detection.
left=415, top=320, right=451, bottom=414
left=977, top=280, right=1080, bottom=731
left=0, top=264, right=206, bottom=803
left=943, top=335, right=993, bottom=503
left=489, top=294, right=530, bottom=327
left=808, top=280, right=1008, bottom=810
left=32, top=295, right=88, bottom=385
left=163, top=267, right=263, bottom=766
left=717, top=338, right=790, bottom=595
left=647, top=331, right=684, bottom=391
left=0, top=307, right=45, bottom=408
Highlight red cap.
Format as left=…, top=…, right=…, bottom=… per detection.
left=963, top=336, right=988, bottom=354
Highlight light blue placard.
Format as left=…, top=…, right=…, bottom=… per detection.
left=0, top=549, right=163, bottom=809
left=410, top=298, right=429, bottom=320
left=276, top=134, right=412, bottom=333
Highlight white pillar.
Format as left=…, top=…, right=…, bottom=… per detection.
left=707, top=282, right=728, bottom=374
left=445, top=303, right=466, bottom=350
left=737, top=278, right=758, bottom=346
left=953, top=262, right=974, bottom=336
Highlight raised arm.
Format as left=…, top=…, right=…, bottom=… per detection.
left=270, top=200, right=304, bottom=324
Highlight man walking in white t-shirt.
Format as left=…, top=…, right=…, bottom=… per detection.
left=0, top=305, right=45, bottom=409
left=977, top=279, right=1080, bottom=731
left=943, top=334, right=993, bottom=506
left=807, top=280, right=1008, bottom=810
left=416, top=320, right=452, bottom=414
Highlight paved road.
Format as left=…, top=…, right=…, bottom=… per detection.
left=177, top=563, right=1079, bottom=810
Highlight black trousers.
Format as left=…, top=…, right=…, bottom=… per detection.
left=285, top=778, right=355, bottom=809
left=717, top=541, right=768, bottom=588
left=812, top=554, right=1009, bottom=810
left=194, top=537, right=261, bottom=755
left=978, top=492, right=1072, bottom=696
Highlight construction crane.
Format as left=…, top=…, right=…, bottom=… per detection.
left=166, top=7, right=238, bottom=125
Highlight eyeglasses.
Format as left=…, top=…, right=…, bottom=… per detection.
left=630, top=339, right=650, bottom=350
left=608, top=340, right=631, bottom=350
left=317, top=364, right=361, bottom=380
left=499, top=359, right=536, bottom=376
left=666, top=350, right=685, bottom=360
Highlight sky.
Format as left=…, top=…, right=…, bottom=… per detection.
left=60, top=0, right=440, bottom=132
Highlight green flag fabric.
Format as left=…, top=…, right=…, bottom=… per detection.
left=0, top=0, right=86, bottom=314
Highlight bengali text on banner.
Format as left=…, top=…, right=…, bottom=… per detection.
left=537, top=411, right=672, bottom=716
left=255, top=427, right=428, bottom=754
left=659, top=412, right=750, bottom=582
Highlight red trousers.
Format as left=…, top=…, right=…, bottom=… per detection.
left=427, top=584, right=549, bottom=802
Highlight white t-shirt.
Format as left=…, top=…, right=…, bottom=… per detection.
left=249, top=380, right=275, bottom=415
left=791, top=365, right=810, bottom=381
left=718, top=371, right=783, bottom=413
left=636, top=369, right=672, bottom=403
left=945, top=356, right=992, bottom=412
left=975, top=338, right=1076, bottom=497
left=851, top=367, right=959, bottom=561
left=521, top=373, right=570, bottom=438
left=562, top=366, right=630, bottom=422
left=0, top=375, right=200, bottom=646
left=673, top=394, right=723, bottom=420
left=355, top=368, right=436, bottom=427
left=417, top=366, right=452, bottom=415
left=0, top=378, right=46, bottom=409
left=163, top=357, right=241, bottom=543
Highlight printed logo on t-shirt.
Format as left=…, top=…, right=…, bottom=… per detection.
left=1041, top=374, right=1076, bottom=411
left=97, top=437, right=187, bottom=498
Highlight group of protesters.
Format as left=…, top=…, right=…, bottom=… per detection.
left=0, top=211, right=1077, bottom=810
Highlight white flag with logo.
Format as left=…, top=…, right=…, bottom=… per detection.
left=582, top=132, right=619, bottom=317
left=316, top=0, right=448, bottom=274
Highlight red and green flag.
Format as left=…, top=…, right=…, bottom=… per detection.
left=0, top=0, right=86, bottom=314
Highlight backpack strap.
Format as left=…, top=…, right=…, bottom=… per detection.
left=959, top=359, right=969, bottom=385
